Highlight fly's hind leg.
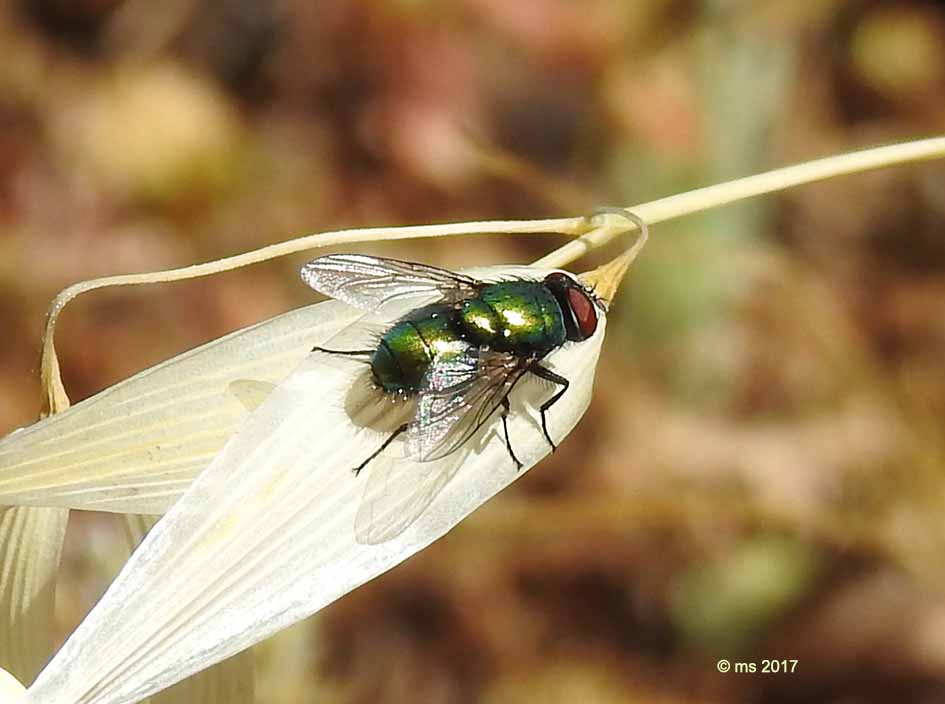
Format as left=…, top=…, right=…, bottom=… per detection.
left=500, top=396, right=523, bottom=471
left=527, top=363, right=570, bottom=452
left=353, top=423, right=408, bottom=476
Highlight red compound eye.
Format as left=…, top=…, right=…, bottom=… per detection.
left=566, top=286, right=597, bottom=339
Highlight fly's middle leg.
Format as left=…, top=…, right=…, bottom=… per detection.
left=500, top=396, right=523, bottom=471
left=527, top=363, right=570, bottom=452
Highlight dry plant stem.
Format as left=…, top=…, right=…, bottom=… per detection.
left=38, top=217, right=588, bottom=414
left=577, top=209, right=649, bottom=303
left=38, top=135, right=945, bottom=413
left=537, top=135, right=945, bottom=272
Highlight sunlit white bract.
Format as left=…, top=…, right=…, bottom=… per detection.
left=25, top=265, right=605, bottom=704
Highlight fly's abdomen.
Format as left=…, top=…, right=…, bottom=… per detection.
left=372, top=304, right=465, bottom=394
left=476, top=282, right=566, bottom=353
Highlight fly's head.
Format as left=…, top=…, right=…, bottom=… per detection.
left=543, top=271, right=604, bottom=343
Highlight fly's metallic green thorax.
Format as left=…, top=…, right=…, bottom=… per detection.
left=372, top=280, right=577, bottom=396
left=474, top=281, right=566, bottom=352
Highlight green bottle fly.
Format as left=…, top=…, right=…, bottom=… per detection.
left=301, top=211, right=642, bottom=545
left=371, top=277, right=592, bottom=396
left=301, top=253, right=603, bottom=476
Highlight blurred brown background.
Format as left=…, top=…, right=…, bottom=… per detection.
left=4, top=0, right=945, bottom=702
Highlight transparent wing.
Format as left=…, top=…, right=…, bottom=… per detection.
left=354, top=454, right=460, bottom=545
left=409, top=348, right=528, bottom=462
left=353, top=348, right=527, bottom=545
left=300, top=254, right=481, bottom=316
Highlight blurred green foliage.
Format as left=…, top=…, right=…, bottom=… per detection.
left=670, top=535, right=820, bottom=653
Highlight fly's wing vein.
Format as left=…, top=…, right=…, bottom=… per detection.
left=301, top=254, right=480, bottom=316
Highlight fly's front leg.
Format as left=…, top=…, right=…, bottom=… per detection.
left=527, top=363, right=570, bottom=452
